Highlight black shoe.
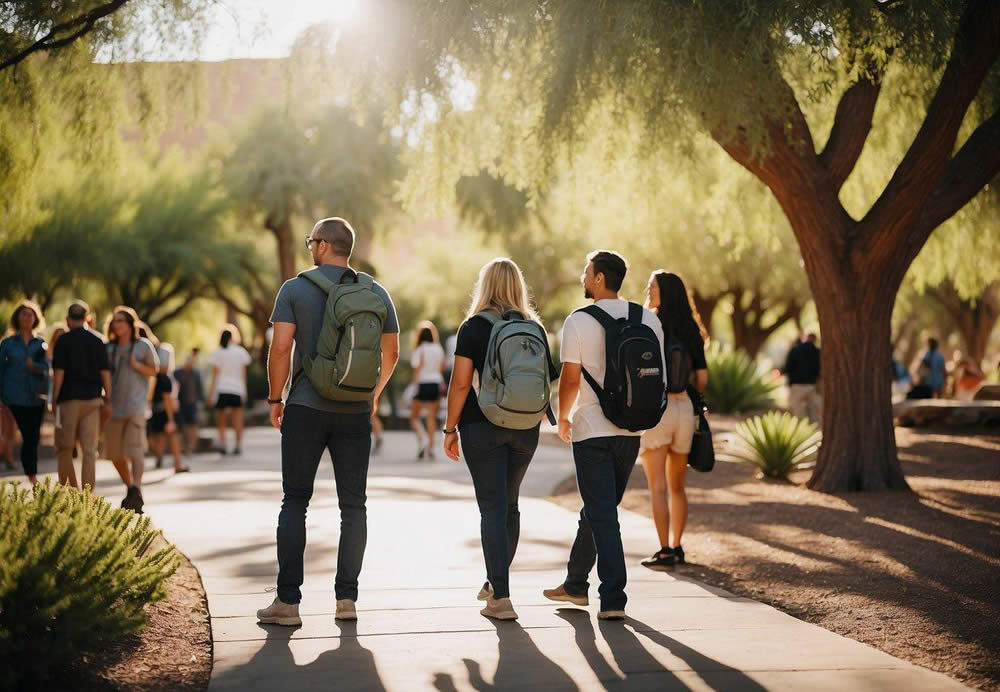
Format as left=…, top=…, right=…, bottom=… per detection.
left=133, top=487, right=144, bottom=515
left=673, top=545, right=685, bottom=564
left=155, top=456, right=164, bottom=469
left=373, top=436, right=383, bottom=454
left=641, top=547, right=678, bottom=571
left=233, top=447, right=242, bottom=456
left=121, top=486, right=139, bottom=512
left=417, top=445, right=426, bottom=460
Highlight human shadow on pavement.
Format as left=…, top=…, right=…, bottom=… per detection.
left=433, top=619, right=577, bottom=691
left=212, top=620, right=386, bottom=692
left=624, top=616, right=767, bottom=692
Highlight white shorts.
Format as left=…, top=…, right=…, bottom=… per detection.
left=640, top=393, right=696, bottom=454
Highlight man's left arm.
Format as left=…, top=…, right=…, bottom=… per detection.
left=373, top=333, right=400, bottom=417
left=267, top=322, right=295, bottom=429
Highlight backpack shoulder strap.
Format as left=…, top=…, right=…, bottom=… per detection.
left=298, top=267, right=336, bottom=294
left=476, top=310, right=500, bottom=326
left=627, top=301, right=642, bottom=325
left=577, top=304, right=616, bottom=330
left=355, top=272, right=375, bottom=289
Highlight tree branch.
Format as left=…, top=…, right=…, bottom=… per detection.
left=1, top=0, right=133, bottom=71
left=861, top=0, right=1000, bottom=247
left=819, top=72, right=884, bottom=190
left=915, top=108, right=1000, bottom=237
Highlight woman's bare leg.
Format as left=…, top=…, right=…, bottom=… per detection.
left=425, top=401, right=440, bottom=459
left=232, top=407, right=244, bottom=450
left=216, top=409, right=228, bottom=451
left=666, top=452, right=689, bottom=547
left=409, top=401, right=426, bottom=449
left=640, top=446, right=671, bottom=548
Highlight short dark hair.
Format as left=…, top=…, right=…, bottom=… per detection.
left=314, top=217, right=356, bottom=258
left=928, top=337, right=939, bottom=351
left=67, top=300, right=89, bottom=321
left=587, top=250, right=628, bottom=292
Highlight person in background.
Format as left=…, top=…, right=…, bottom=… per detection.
left=910, top=337, right=947, bottom=399
left=409, top=320, right=446, bottom=460
left=0, top=300, right=50, bottom=485
left=48, top=326, right=66, bottom=403
left=208, top=325, right=252, bottom=456
left=105, top=306, right=159, bottom=513
left=174, top=349, right=204, bottom=454
left=952, top=354, right=986, bottom=401
left=148, top=342, right=189, bottom=473
left=51, top=301, right=111, bottom=491
left=783, top=332, right=821, bottom=422
left=638, top=271, right=709, bottom=571
left=0, top=404, right=14, bottom=470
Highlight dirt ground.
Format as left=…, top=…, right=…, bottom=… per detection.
left=56, top=535, right=212, bottom=691
left=551, top=420, right=1000, bottom=691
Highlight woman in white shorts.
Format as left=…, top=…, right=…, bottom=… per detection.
left=409, top=321, right=446, bottom=460
left=638, top=271, right=709, bottom=570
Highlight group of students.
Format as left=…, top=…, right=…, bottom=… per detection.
left=257, top=216, right=708, bottom=627
left=0, top=298, right=256, bottom=514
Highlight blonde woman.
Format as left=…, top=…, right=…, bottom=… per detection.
left=409, top=320, right=446, bottom=459
left=443, top=258, right=545, bottom=621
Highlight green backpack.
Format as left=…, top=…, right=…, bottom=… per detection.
left=299, top=268, right=387, bottom=402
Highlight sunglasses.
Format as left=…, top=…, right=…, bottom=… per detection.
left=305, top=236, right=328, bottom=251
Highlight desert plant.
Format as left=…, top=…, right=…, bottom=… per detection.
left=730, top=412, right=822, bottom=479
left=0, top=481, right=178, bottom=689
left=702, top=343, right=779, bottom=414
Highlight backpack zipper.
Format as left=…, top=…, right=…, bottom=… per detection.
left=494, top=331, right=547, bottom=383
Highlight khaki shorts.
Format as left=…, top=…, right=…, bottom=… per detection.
left=104, top=415, right=147, bottom=462
left=640, top=392, right=696, bottom=454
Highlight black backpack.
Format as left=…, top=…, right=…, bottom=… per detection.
left=664, top=327, right=692, bottom=394
left=577, top=303, right=667, bottom=432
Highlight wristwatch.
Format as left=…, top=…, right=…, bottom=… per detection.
left=443, top=427, right=457, bottom=435
left=267, top=397, right=283, bottom=405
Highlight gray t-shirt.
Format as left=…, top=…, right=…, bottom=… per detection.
left=107, top=338, right=159, bottom=419
left=270, top=265, right=399, bottom=414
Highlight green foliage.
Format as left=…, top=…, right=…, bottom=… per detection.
left=0, top=480, right=178, bottom=689
left=730, top=412, right=822, bottom=479
left=703, top=344, right=779, bottom=414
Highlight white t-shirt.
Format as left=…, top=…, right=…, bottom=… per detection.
left=411, top=342, right=445, bottom=384
left=559, top=298, right=666, bottom=442
left=211, top=345, right=252, bottom=398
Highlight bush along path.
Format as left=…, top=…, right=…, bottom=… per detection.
left=0, top=481, right=179, bottom=691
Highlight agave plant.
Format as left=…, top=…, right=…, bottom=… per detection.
left=730, top=412, right=822, bottom=479
left=702, top=343, right=779, bottom=414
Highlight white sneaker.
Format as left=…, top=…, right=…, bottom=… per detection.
left=336, top=599, right=358, bottom=621
left=256, top=597, right=301, bottom=626
left=598, top=609, right=626, bottom=621
left=477, top=581, right=494, bottom=602
left=481, top=597, right=518, bottom=620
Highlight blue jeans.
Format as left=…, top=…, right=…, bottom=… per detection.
left=564, top=435, right=640, bottom=611
left=460, top=421, right=539, bottom=599
left=276, top=405, right=372, bottom=604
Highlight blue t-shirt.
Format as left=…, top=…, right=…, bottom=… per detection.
left=270, top=265, right=399, bottom=414
left=921, top=349, right=946, bottom=391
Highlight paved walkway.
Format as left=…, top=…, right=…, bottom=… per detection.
left=46, top=429, right=965, bottom=690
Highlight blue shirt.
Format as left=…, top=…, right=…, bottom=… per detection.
left=921, top=349, right=946, bottom=391
left=0, top=334, right=50, bottom=407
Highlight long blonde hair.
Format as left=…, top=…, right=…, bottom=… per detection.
left=467, top=258, right=541, bottom=324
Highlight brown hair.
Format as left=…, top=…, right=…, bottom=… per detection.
left=313, top=217, right=356, bottom=258
left=412, top=320, right=440, bottom=351
left=9, top=299, right=45, bottom=335
left=105, top=305, right=141, bottom=344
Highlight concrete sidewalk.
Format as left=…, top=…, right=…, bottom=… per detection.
left=85, top=429, right=963, bottom=691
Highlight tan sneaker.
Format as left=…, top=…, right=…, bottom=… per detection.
left=542, top=584, right=589, bottom=606
left=336, top=599, right=358, bottom=621
left=480, top=597, right=518, bottom=620
left=477, top=581, right=494, bottom=602
left=598, top=609, right=626, bottom=620
left=256, top=597, right=301, bottom=626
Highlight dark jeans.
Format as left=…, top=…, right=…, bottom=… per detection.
left=276, top=405, right=372, bottom=604
left=8, top=404, right=43, bottom=476
left=564, top=435, right=640, bottom=611
left=460, top=421, right=539, bottom=599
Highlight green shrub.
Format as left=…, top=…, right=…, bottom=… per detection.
left=730, top=412, right=821, bottom=479
left=703, top=343, right=779, bottom=414
left=0, top=481, right=178, bottom=689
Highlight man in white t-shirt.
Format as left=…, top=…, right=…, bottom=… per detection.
left=543, top=250, right=665, bottom=620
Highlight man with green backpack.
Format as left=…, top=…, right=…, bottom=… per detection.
left=257, top=217, right=400, bottom=627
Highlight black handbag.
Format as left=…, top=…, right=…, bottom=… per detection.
left=687, top=387, right=715, bottom=473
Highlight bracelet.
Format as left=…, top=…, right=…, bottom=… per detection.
left=267, top=397, right=283, bottom=405
left=443, top=427, right=457, bottom=435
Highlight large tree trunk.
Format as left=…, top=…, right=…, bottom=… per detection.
left=267, top=217, right=297, bottom=281
left=691, top=290, right=722, bottom=333
left=729, top=286, right=804, bottom=358
left=807, top=265, right=908, bottom=491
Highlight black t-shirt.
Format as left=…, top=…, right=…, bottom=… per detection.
left=52, top=327, right=110, bottom=402
left=453, top=315, right=494, bottom=425
left=689, top=336, right=708, bottom=371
